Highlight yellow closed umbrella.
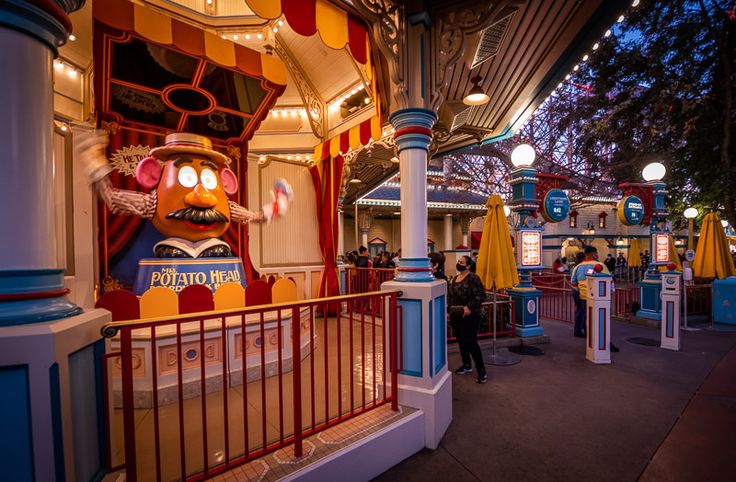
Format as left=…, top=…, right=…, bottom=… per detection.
left=476, top=195, right=521, bottom=365
left=476, top=194, right=519, bottom=290
left=693, top=213, right=736, bottom=279
left=628, top=238, right=642, bottom=267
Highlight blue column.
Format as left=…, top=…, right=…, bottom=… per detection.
left=507, top=166, right=544, bottom=337
left=638, top=180, right=668, bottom=320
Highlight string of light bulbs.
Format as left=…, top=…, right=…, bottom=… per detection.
left=543, top=0, right=642, bottom=106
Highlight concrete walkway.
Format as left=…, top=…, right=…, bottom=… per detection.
left=375, top=319, right=736, bottom=482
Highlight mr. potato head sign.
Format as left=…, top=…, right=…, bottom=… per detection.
left=80, top=131, right=292, bottom=258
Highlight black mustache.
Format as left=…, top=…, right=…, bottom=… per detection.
left=166, top=207, right=229, bottom=225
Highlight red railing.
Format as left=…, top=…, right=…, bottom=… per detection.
left=101, top=290, right=401, bottom=482
left=533, top=272, right=575, bottom=324
left=448, top=293, right=516, bottom=342
left=344, top=267, right=396, bottom=295
left=612, top=285, right=640, bottom=319
left=685, top=283, right=712, bottom=318
left=531, top=272, right=570, bottom=288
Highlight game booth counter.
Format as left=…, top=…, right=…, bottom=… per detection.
left=96, top=277, right=314, bottom=409
left=74, top=0, right=327, bottom=414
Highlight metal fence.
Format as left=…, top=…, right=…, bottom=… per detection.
left=101, top=290, right=401, bottom=482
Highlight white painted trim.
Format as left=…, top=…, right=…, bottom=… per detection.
left=281, top=410, right=425, bottom=482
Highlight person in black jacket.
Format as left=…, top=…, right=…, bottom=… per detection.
left=448, top=255, right=487, bottom=383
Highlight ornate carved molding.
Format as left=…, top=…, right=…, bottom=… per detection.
left=271, top=37, right=326, bottom=139
left=430, top=2, right=521, bottom=111
left=353, top=0, right=408, bottom=110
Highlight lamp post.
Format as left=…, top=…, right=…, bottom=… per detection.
left=637, top=161, right=669, bottom=320
left=507, top=144, right=544, bottom=337
left=684, top=207, right=698, bottom=251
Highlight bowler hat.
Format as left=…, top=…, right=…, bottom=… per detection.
left=149, top=133, right=230, bottom=165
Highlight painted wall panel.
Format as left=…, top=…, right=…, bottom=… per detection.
left=0, top=365, right=34, bottom=482
left=398, top=299, right=422, bottom=377
left=69, top=342, right=105, bottom=482
left=249, top=159, right=322, bottom=268
left=433, top=295, right=446, bottom=375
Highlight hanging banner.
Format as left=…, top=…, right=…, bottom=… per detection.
left=541, top=189, right=570, bottom=223
left=617, top=195, right=645, bottom=226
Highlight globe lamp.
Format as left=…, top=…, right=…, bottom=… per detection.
left=511, top=144, right=536, bottom=168
left=683, top=207, right=698, bottom=219
left=642, top=162, right=666, bottom=182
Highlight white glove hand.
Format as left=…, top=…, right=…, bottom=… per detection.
left=74, top=128, right=111, bottom=183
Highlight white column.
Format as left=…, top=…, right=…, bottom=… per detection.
left=390, top=109, right=437, bottom=282
left=361, top=228, right=369, bottom=249
left=443, top=214, right=453, bottom=250
left=660, top=271, right=681, bottom=351
left=400, top=148, right=429, bottom=259
left=586, top=270, right=612, bottom=364
left=0, top=2, right=81, bottom=326
left=0, top=28, right=57, bottom=269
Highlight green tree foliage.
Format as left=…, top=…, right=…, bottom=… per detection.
left=556, top=0, right=736, bottom=227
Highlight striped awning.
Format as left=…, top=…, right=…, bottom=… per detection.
left=93, top=0, right=287, bottom=86
left=313, top=116, right=383, bottom=161
left=244, top=0, right=369, bottom=64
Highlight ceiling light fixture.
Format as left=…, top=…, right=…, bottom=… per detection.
left=463, top=76, right=490, bottom=105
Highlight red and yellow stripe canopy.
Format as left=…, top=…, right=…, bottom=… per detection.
left=94, top=0, right=287, bottom=86
left=244, top=0, right=369, bottom=64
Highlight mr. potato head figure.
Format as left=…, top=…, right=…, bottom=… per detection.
left=80, top=131, right=292, bottom=258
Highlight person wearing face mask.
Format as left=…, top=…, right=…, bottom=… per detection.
left=448, top=255, right=487, bottom=383
left=570, top=246, right=619, bottom=352
left=429, top=252, right=447, bottom=281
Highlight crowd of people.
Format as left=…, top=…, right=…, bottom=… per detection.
left=343, top=246, right=400, bottom=269
left=553, top=249, right=655, bottom=281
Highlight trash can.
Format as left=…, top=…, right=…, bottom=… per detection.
left=712, top=277, right=736, bottom=325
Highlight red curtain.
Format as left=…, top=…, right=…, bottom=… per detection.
left=99, top=128, right=165, bottom=275
left=309, top=154, right=344, bottom=298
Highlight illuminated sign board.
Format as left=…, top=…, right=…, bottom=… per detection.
left=617, top=196, right=645, bottom=226
left=541, top=189, right=570, bottom=223
left=654, top=234, right=670, bottom=263
left=520, top=230, right=542, bottom=267
left=134, top=258, right=246, bottom=295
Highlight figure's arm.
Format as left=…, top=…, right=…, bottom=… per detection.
left=97, top=178, right=157, bottom=219
left=229, top=179, right=293, bottom=225
left=228, top=201, right=265, bottom=224
left=77, top=128, right=156, bottom=219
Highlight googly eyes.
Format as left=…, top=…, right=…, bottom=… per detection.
left=177, top=165, right=219, bottom=189
left=200, top=169, right=218, bottom=190
left=177, top=165, right=198, bottom=187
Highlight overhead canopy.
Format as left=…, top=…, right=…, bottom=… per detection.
left=93, top=0, right=286, bottom=143
left=313, top=116, right=382, bottom=161
left=244, top=0, right=369, bottom=64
